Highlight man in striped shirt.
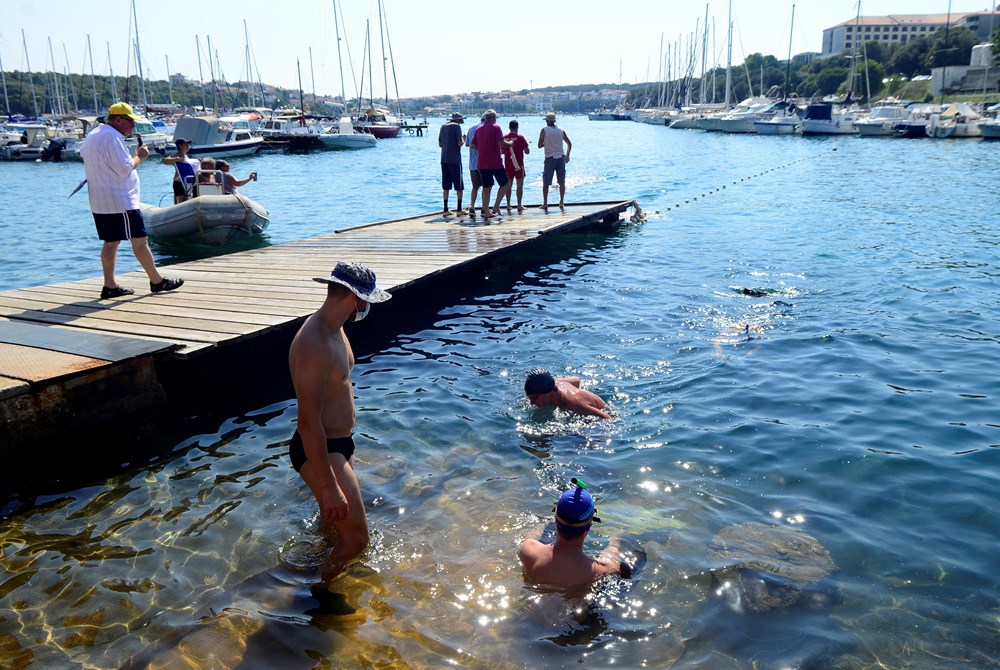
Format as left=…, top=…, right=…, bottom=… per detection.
left=81, top=102, right=183, bottom=300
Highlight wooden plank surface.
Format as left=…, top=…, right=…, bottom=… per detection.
left=0, top=201, right=633, bottom=367
left=0, top=342, right=110, bottom=382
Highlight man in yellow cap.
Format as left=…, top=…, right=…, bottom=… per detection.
left=80, top=102, right=184, bottom=299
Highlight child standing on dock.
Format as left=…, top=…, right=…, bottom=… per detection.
left=501, top=120, right=530, bottom=213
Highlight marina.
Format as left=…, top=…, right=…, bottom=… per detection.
left=0, top=110, right=997, bottom=669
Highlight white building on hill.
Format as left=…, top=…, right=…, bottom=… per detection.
left=821, top=11, right=1000, bottom=57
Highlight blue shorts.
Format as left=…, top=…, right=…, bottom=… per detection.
left=441, top=163, right=464, bottom=191
left=93, top=210, right=148, bottom=241
left=479, top=168, right=508, bottom=189
left=543, top=157, right=566, bottom=187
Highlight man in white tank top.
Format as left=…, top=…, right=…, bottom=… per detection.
left=537, top=112, right=572, bottom=211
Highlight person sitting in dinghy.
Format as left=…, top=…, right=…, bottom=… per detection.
left=217, top=160, right=257, bottom=195
left=197, top=157, right=219, bottom=187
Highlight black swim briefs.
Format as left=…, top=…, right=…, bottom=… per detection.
left=288, top=431, right=355, bottom=472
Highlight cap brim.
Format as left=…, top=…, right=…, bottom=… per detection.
left=313, top=276, right=392, bottom=302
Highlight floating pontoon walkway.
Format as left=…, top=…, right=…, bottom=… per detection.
left=0, top=201, right=635, bottom=450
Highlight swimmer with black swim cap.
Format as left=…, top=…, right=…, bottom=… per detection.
left=524, top=368, right=611, bottom=419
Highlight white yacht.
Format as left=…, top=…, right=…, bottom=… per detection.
left=799, top=101, right=862, bottom=136
left=854, top=99, right=912, bottom=137
left=171, top=116, right=263, bottom=158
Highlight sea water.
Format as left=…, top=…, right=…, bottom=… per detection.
left=0, top=118, right=997, bottom=669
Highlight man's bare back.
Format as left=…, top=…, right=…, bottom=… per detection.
left=524, top=369, right=611, bottom=419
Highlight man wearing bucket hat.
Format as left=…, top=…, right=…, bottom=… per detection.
left=80, top=101, right=184, bottom=299
left=288, top=261, right=391, bottom=578
left=438, top=112, right=465, bottom=215
left=518, top=479, right=623, bottom=585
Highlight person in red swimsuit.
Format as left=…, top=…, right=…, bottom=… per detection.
left=501, top=120, right=530, bottom=213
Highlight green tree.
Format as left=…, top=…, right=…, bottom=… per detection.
left=991, top=25, right=1000, bottom=58
left=923, top=27, right=978, bottom=69
left=888, top=38, right=932, bottom=77
left=800, top=67, right=849, bottom=97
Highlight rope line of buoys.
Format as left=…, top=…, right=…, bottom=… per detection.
left=662, top=150, right=834, bottom=213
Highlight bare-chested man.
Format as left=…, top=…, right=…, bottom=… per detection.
left=288, top=261, right=391, bottom=577
left=524, top=368, right=611, bottom=419
left=518, top=482, right=622, bottom=586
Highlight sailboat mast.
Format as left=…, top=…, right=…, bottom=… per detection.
left=208, top=36, right=219, bottom=111
left=377, top=0, right=389, bottom=106
left=88, top=36, right=99, bottom=113
left=983, top=1, right=997, bottom=101
left=48, top=37, right=63, bottom=115
left=380, top=0, right=402, bottom=116
left=783, top=5, right=795, bottom=100
left=333, top=0, right=348, bottom=106
left=0, top=49, right=11, bottom=120
left=195, top=36, right=206, bottom=110
left=22, top=31, right=39, bottom=117
left=165, top=55, right=173, bottom=104
left=243, top=20, right=253, bottom=107
left=367, top=21, right=374, bottom=109
left=62, top=43, right=79, bottom=113
left=297, top=59, right=305, bottom=115
left=309, top=47, right=316, bottom=106
left=941, top=0, right=952, bottom=104
left=131, top=0, right=147, bottom=110
left=106, top=42, right=117, bottom=101
left=724, top=0, right=733, bottom=107
left=700, top=3, right=709, bottom=104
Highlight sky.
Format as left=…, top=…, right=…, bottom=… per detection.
left=2, top=0, right=996, bottom=101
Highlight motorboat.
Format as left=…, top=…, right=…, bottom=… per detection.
left=890, top=104, right=941, bottom=138
left=139, top=174, right=269, bottom=246
left=696, top=97, right=772, bottom=132
left=928, top=102, right=983, bottom=138
left=979, top=117, right=1000, bottom=139
left=717, top=99, right=782, bottom=134
left=317, top=117, right=377, bottom=149
left=0, top=124, right=52, bottom=160
left=798, top=100, right=862, bottom=135
left=753, top=104, right=801, bottom=135
left=854, top=99, right=912, bottom=136
left=169, top=116, right=264, bottom=158
left=255, top=114, right=328, bottom=151
left=353, top=107, right=401, bottom=139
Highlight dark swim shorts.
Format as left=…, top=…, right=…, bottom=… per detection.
left=92, top=210, right=148, bottom=241
left=288, top=431, right=355, bottom=472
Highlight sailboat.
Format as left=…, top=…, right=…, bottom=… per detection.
left=754, top=4, right=802, bottom=135
left=799, top=2, right=867, bottom=135
left=353, top=2, right=402, bottom=139
left=320, top=0, right=377, bottom=150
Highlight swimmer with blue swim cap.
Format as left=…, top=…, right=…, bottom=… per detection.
left=518, top=478, right=623, bottom=586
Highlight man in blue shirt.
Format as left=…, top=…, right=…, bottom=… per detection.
left=464, top=113, right=486, bottom=216
left=438, top=112, right=465, bottom=215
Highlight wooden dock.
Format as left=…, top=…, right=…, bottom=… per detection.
left=0, top=201, right=635, bottom=452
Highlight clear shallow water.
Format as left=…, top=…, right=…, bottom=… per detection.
left=0, top=119, right=998, bottom=669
